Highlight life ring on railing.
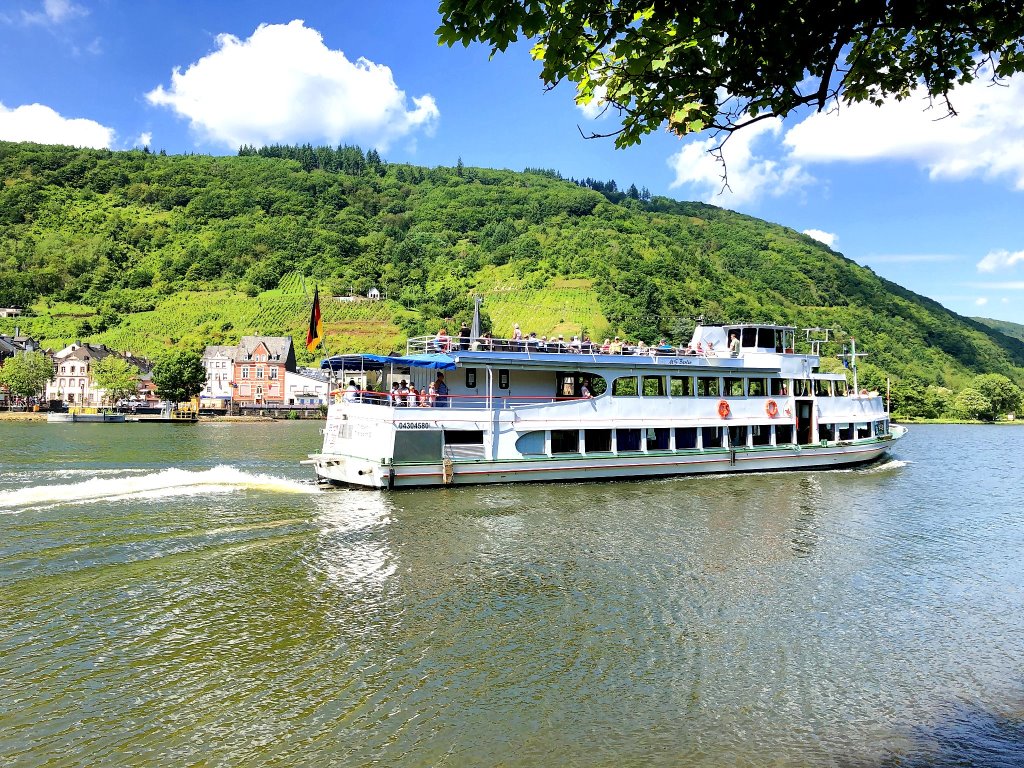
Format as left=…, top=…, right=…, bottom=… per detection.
left=766, top=399, right=779, bottom=418
left=718, top=399, right=730, bottom=419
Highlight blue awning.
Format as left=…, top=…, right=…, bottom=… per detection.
left=320, top=353, right=456, bottom=372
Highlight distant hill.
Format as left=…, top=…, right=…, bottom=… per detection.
left=2, top=140, right=1024, bottom=417
left=973, top=316, right=1024, bottom=344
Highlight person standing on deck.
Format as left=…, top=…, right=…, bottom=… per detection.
left=729, top=333, right=741, bottom=357
left=434, top=372, right=449, bottom=407
left=459, top=322, right=470, bottom=350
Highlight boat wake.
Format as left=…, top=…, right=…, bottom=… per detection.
left=858, top=458, right=910, bottom=473
left=0, top=465, right=318, bottom=512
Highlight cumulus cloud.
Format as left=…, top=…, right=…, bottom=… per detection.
left=577, top=83, right=608, bottom=120
left=137, top=131, right=152, bottom=147
left=668, top=117, right=812, bottom=205
left=976, top=297, right=989, bottom=306
left=0, top=102, right=113, bottom=147
left=803, top=229, right=837, bottom=247
left=146, top=19, right=440, bottom=151
left=785, top=68, right=1024, bottom=189
left=977, top=248, right=1024, bottom=273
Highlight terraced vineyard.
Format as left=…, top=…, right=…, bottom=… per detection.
left=479, top=281, right=609, bottom=340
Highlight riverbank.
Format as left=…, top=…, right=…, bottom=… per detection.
left=0, top=412, right=292, bottom=423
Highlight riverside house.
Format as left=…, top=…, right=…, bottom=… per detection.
left=231, top=336, right=296, bottom=406
left=45, top=342, right=152, bottom=406
left=201, top=345, right=237, bottom=409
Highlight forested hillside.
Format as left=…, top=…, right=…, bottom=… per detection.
left=3, top=140, right=1024, bottom=418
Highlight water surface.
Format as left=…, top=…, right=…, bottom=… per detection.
left=1, top=422, right=1022, bottom=766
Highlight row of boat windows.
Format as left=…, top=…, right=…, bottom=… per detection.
left=609, top=375, right=848, bottom=398
left=535, top=420, right=887, bottom=454
left=464, top=369, right=849, bottom=397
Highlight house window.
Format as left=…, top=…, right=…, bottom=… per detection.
left=256, top=367, right=264, bottom=379
left=269, top=368, right=278, bottom=379
left=242, top=367, right=250, bottom=379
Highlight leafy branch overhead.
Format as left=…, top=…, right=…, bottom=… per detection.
left=437, top=0, right=1024, bottom=146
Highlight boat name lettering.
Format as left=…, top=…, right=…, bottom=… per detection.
left=397, top=422, right=433, bottom=429
left=663, top=358, right=698, bottom=366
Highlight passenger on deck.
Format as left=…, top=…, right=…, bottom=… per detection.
left=512, top=323, right=523, bottom=351
left=397, top=380, right=409, bottom=407
left=459, top=322, right=470, bottom=350
left=344, top=379, right=359, bottom=402
left=435, top=328, right=450, bottom=352
left=423, top=383, right=435, bottom=407
left=434, top=372, right=449, bottom=407
left=581, top=379, right=593, bottom=399
left=389, top=382, right=400, bottom=405
left=609, top=336, right=623, bottom=354
left=407, top=385, right=419, bottom=408
left=555, top=334, right=566, bottom=352
left=569, top=336, right=582, bottom=353
left=729, top=333, right=741, bottom=357
left=601, top=338, right=611, bottom=353
left=636, top=341, right=649, bottom=355
left=527, top=332, right=540, bottom=352
left=539, top=335, right=548, bottom=352
left=581, top=335, right=595, bottom=353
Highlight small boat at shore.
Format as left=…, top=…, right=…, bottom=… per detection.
left=47, top=407, right=125, bottom=423
left=307, top=323, right=906, bottom=489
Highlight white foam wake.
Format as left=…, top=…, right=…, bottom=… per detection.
left=0, top=465, right=317, bottom=511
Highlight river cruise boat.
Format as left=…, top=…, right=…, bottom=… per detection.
left=309, top=324, right=906, bottom=489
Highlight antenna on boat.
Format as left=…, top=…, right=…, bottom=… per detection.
left=803, top=327, right=832, bottom=356
left=838, top=338, right=868, bottom=394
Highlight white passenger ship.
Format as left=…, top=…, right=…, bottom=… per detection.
left=309, top=324, right=905, bottom=489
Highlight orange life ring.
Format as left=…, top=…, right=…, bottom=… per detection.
left=718, top=399, right=730, bottom=419
left=766, top=399, right=779, bottom=418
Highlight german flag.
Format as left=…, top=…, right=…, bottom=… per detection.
left=306, top=286, right=324, bottom=352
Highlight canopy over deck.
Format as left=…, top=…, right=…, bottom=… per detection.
left=320, top=353, right=457, bottom=372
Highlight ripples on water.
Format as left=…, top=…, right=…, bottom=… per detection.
left=0, top=422, right=1022, bottom=766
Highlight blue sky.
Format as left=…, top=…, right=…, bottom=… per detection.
left=3, top=1, right=1024, bottom=324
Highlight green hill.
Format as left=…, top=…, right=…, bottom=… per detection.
left=973, top=316, right=1024, bottom=344
left=2, top=140, right=1024, bottom=419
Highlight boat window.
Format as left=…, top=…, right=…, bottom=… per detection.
left=757, top=327, right=776, bottom=348
left=585, top=429, right=612, bottom=452
left=498, top=369, right=509, bottom=389
left=646, top=428, right=670, bottom=450
left=642, top=376, right=665, bottom=397
left=515, top=431, right=545, bottom=455
left=393, top=430, right=443, bottom=462
left=616, top=428, right=642, bottom=452
left=857, top=422, right=871, bottom=439
left=752, top=424, right=771, bottom=446
left=697, top=376, right=720, bottom=397
left=770, top=378, right=789, bottom=396
left=819, top=423, right=835, bottom=441
left=670, top=376, right=694, bottom=397
left=747, top=378, right=767, bottom=397
left=741, top=327, right=758, bottom=347
left=445, top=430, right=483, bottom=445
left=466, top=368, right=477, bottom=388
left=723, top=377, right=744, bottom=397
left=701, top=426, right=723, bottom=449
left=675, top=427, right=698, bottom=449
left=815, top=379, right=832, bottom=397
left=728, top=425, right=748, bottom=448
left=793, top=379, right=812, bottom=397
left=836, top=380, right=849, bottom=396
left=875, top=420, right=887, bottom=437
left=558, top=372, right=606, bottom=398
left=613, top=376, right=639, bottom=397
left=774, top=424, right=793, bottom=445
left=838, top=423, right=854, bottom=440
left=551, top=430, right=580, bottom=454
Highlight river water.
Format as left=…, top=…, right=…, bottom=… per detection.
left=0, top=422, right=1021, bottom=767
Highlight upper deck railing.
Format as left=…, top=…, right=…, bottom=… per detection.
left=406, top=335, right=718, bottom=359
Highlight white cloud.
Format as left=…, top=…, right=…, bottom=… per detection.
left=859, top=254, right=958, bottom=264
left=146, top=19, right=440, bottom=151
left=668, top=117, right=812, bottom=205
left=577, top=84, right=608, bottom=120
left=976, top=297, right=989, bottom=306
left=977, top=248, right=1024, bottom=273
left=137, top=131, right=152, bottom=147
left=22, top=0, right=87, bottom=25
left=0, top=102, right=113, bottom=147
left=803, top=229, right=837, bottom=247
left=785, top=68, right=1024, bottom=189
